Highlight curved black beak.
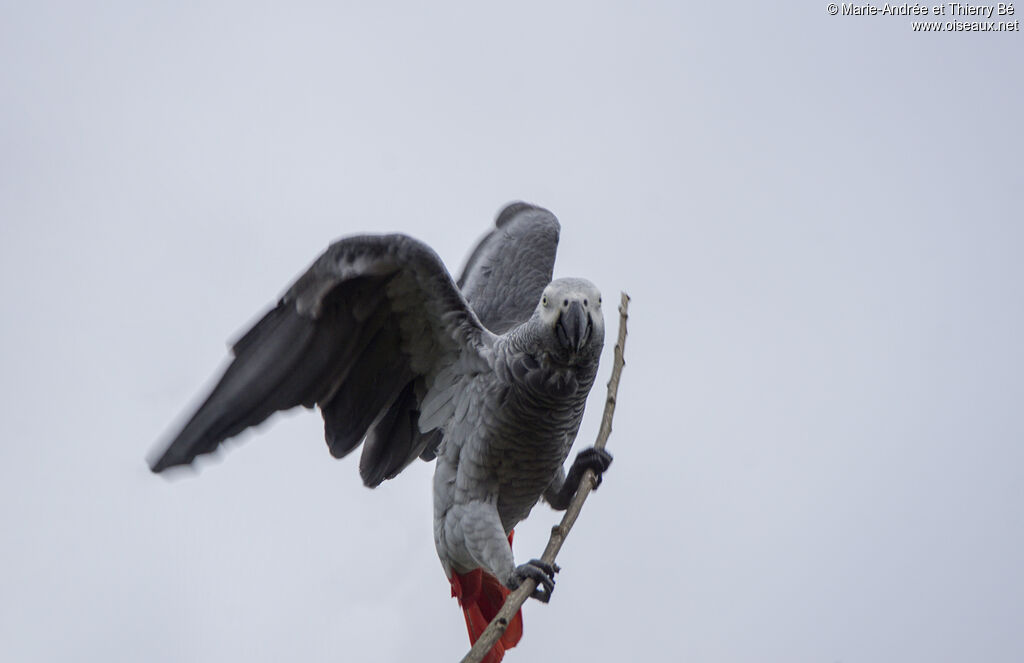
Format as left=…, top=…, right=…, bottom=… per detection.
left=556, top=301, right=591, bottom=352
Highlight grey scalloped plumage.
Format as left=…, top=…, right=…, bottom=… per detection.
left=149, top=202, right=610, bottom=652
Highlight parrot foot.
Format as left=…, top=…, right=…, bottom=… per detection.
left=509, top=559, right=558, bottom=603
left=544, top=447, right=614, bottom=511
left=571, top=447, right=613, bottom=490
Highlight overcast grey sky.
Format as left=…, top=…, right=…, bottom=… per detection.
left=1, top=3, right=1022, bottom=662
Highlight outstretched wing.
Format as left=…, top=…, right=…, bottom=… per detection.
left=366, top=203, right=562, bottom=470
left=458, top=202, right=560, bottom=334
left=149, top=234, right=494, bottom=484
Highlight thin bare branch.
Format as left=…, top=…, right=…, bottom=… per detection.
left=460, top=291, right=631, bottom=663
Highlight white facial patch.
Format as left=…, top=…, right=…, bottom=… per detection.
left=537, top=278, right=603, bottom=331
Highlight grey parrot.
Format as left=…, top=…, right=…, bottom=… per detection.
left=149, top=202, right=612, bottom=661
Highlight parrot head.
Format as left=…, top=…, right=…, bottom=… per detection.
left=535, top=278, right=605, bottom=362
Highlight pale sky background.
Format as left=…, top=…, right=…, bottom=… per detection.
left=2, top=3, right=1022, bottom=662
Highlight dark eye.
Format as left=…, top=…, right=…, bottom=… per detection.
left=584, top=299, right=589, bottom=306
left=542, top=296, right=548, bottom=306
left=563, top=299, right=569, bottom=307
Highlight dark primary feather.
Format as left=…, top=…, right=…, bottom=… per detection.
left=149, top=235, right=487, bottom=478
left=319, top=319, right=414, bottom=457
left=150, top=276, right=389, bottom=473
left=359, top=381, right=440, bottom=486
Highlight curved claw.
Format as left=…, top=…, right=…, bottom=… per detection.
left=572, top=447, right=613, bottom=489
left=546, top=447, right=615, bottom=511
left=509, top=558, right=558, bottom=603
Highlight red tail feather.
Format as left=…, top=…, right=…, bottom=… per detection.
left=449, top=531, right=522, bottom=663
